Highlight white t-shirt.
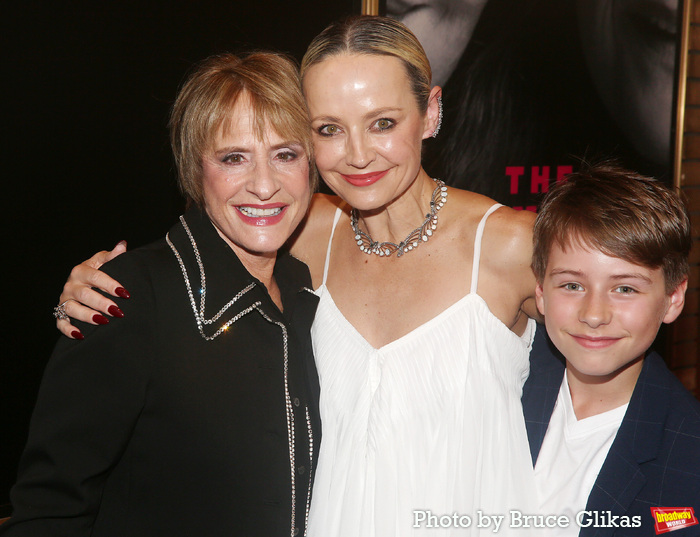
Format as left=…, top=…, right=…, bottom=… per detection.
left=533, top=373, right=628, bottom=536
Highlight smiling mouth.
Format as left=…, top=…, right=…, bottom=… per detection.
left=341, top=170, right=389, bottom=187
left=237, top=206, right=284, bottom=217
left=570, top=335, right=621, bottom=349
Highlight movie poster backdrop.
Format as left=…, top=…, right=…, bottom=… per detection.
left=386, top=0, right=683, bottom=209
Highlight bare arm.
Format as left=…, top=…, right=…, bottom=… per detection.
left=505, top=209, right=542, bottom=324
left=478, top=205, right=541, bottom=333
left=56, top=241, right=129, bottom=339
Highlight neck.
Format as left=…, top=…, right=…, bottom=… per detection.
left=355, top=169, right=436, bottom=244
left=566, top=355, right=643, bottom=420
left=211, top=227, right=279, bottom=299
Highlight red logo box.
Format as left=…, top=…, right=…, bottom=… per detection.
left=651, top=507, right=698, bottom=534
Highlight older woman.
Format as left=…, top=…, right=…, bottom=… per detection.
left=55, top=16, right=538, bottom=536
left=2, top=52, right=319, bottom=537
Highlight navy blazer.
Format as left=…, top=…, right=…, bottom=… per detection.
left=523, top=325, right=700, bottom=536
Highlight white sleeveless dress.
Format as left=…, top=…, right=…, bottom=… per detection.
left=307, top=204, right=537, bottom=537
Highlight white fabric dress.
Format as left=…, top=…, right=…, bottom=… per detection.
left=307, top=204, right=537, bottom=537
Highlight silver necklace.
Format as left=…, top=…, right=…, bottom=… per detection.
left=350, top=178, right=447, bottom=257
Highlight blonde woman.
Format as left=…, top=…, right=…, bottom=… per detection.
left=55, top=17, right=538, bottom=536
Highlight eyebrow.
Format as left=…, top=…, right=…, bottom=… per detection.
left=548, top=268, right=653, bottom=284
left=609, top=273, right=653, bottom=284
left=213, top=141, right=303, bottom=155
left=311, top=107, right=403, bottom=124
left=548, top=269, right=584, bottom=278
left=363, top=107, right=402, bottom=120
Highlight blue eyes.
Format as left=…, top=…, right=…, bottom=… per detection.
left=559, top=283, right=638, bottom=294
left=615, top=286, right=637, bottom=294
left=563, top=283, right=582, bottom=291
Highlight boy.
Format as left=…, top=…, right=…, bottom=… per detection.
left=522, top=164, right=700, bottom=536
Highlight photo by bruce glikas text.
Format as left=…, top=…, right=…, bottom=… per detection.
left=412, top=510, right=642, bottom=531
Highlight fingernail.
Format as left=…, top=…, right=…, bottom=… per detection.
left=108, top=305, right=124, bottom=318
left=115, top=240, right=127, bottom=248
left=71, top=330, right=84, bottom=340
left=93, top=314, right=109, bottom=325
left=115, top=287, right=130, bottom=299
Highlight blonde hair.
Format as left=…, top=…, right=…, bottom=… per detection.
left=301, top=16, right=432, bottom=113
left=170, top=52, right=316, bottom=206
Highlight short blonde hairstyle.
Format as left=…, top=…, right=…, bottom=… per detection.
left=170, top=52, right=316, bottom=206
left=301, top=16, right=432, bottom=113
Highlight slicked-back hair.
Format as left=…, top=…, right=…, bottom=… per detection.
left=170, top=52, right=316, bottom=207
left=532, top=163, right=691, bottom=292
left=301, top=15, right=432, bottom=114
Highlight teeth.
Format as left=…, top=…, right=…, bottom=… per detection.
left=238, top=206, right=283, bottom=217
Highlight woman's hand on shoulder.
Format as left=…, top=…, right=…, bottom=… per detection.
left=56, top=241, right=129, bottom=339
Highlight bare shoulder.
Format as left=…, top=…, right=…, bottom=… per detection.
left=484, top=204, right=535, bottom=256
left=445, top=188, right=533, bottom=236
left=481, top=205, right=537, bottom=307
left=287, top=193, right=346, bottom=280
left=443, top=189, right=538, bottom=326
left=444, top=188, right=501, bottom=229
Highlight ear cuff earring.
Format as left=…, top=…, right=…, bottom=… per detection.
left=431, top=96, right=443, bottom=138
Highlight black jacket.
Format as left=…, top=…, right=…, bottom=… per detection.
left=2, top=208, right=320, bottom=537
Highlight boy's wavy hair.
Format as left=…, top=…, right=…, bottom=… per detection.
left=532, top=163, right=691, bottom=292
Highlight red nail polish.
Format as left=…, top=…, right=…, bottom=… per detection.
left=108, top=305, right=124, bottom=318
left=93, top=314, right=109, bottom=325
left=71, top=331, right=84, bottom=340
left=115, top=287, right=130, bottom=299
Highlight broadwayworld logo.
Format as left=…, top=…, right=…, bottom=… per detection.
left=651, top=507, right=698, bottom=534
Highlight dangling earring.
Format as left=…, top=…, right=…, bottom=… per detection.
left=431, top=96, right=443, bottom=138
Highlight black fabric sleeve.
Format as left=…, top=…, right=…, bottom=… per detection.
left=1, top=254, right=156, bottom=536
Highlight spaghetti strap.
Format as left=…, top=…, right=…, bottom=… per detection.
left=321, top=207, right=343, bottom=286
left=470, top=203, right=503, bottom=295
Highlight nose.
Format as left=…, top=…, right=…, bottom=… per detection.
left=345, top=131, right=375, bottom=169
left=247, top=160, right=281, bottom=200
left=579, top=292, right=611, bottom=328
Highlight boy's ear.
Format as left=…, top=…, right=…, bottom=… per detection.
left=535, top=282, right=545, bottom=317
left=662, top=278, right=688, bottom=324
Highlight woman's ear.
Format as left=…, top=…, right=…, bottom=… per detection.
left=423, top=86, right=443, bottom=140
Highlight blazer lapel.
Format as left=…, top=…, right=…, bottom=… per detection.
left=522, top=325, right=565, bottom=463
left=579, top=354, right=669, bottom=537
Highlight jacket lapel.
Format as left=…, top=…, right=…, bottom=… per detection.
left=579, top=354, right=669, bottom=537
left=522, top=325, right=565, bottom=464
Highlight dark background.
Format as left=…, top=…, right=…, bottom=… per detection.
left=3, top=0, right=357, bottom=514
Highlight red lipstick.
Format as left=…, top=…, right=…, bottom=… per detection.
left=341, top=170, right=388, bottom=187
